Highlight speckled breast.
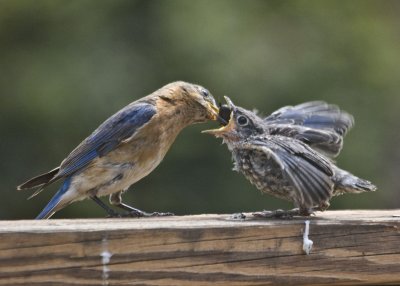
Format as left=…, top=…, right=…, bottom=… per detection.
left=233, top=148, right=295, bottom=202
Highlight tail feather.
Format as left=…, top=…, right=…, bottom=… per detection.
left=35, top=177, right=72, bottom=220
left=17, top=167, right=60, bottom=197
left=333, top=167, right=377, bottom=195
left=352, top=178, right=377, bottom=192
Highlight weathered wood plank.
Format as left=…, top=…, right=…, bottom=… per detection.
left=0, top=210, right=399, bottom=285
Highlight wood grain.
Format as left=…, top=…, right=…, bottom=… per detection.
left=0, top=210, right=399, bottom=285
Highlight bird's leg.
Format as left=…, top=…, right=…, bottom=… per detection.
left=109, top=191, right=146, bottom=217
left=230, top=213, right=247, bottom=220
left=109, top=191, right=174, bottom=217
left=253, top=208, right=301, bottom=219
left=317, top=201, right=330, bottom=212
left=91, top=196, right=122, bottom=218
left=253, top=205, right=325, bottom=219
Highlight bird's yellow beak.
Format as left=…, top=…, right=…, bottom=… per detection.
left=202, top=110, right=236, bottom=137
left=203, top=95, right=237, bottom=137
left=207, top=102, right=220, bottom=121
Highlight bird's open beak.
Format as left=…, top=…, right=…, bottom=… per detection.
left=222, top=96, right=235, bottom=110
left=202, top=116, right=236, bottom=137
left=202, top=96, right=236, bottom=137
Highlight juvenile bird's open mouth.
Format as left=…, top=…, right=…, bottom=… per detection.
left=202, top=96, right=237, bottom=138
left=217, top=104, right=232, bottom=125
left=202, top=120, right=235, bottom=138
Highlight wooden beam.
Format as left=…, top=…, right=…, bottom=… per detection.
left=0, top=210, right=399, bottom=285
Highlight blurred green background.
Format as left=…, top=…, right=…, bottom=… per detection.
left=1, top=0, right=399, bottom=219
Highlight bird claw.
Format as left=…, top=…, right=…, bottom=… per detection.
left=127, top=210, right=174, bottom=218
left=147, top=211, right=174, bottom=217
left=252, top=207, right=321, bottom=219
left=253, top=209, right=297, bottom=219
left=230, top=213, right=247, bottom=220
left=105, top=211, right=124, bottom=218
left=105, top=209, right=174, bottom=218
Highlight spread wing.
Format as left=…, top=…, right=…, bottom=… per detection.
left=264, top=101, right=354, bottom=136
left=264, top=101, right=354, bottom=157
left=241, top=135, right=334, bottom=208
left=54, top=103, right=157, bottom=180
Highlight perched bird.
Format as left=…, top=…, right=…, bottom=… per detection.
left=205, top=97, right=376, bottom=217
left=18, top=81, right=219, bottom=219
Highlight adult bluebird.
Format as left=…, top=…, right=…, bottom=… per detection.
left=18, top=81, right=219, bottom=219
left=205, top=97, right=376, bottom=217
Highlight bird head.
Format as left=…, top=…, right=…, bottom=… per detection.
left=158, top=81, right=220, bottom=123
left=202, top=96, right=265, bottom=142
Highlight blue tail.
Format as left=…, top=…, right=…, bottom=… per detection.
left=35, top=177, right=72, bottom=220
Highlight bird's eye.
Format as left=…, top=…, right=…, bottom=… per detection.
left=237, top=115, right=249, bottom=126
left=200, top=88, right=209, bottom=97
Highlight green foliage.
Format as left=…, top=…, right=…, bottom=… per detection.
left=1, top=0, right=399, bottom=219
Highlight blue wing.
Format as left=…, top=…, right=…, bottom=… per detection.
left=55, top=103, right=157, bottom=179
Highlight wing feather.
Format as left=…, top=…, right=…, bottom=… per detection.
left=55, top=103, right=156, bottom=179
left=264, top=101, right=354, bottom=157
left=242, top=136, right=334, bottom=208
left=264, top=101, right=354, bottom=136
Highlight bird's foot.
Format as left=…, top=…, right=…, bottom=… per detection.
left=144, top=211, right=174, bottom=217
left=253, top=207, right=321, bottom=219
left=253, top=208, right=300, bottom=219
left=230, top=212, right=247, bottom=220
left=105, top=209, right=125, bottom=218
left=127, top=210, right=174, bottom=218
left=111, top=201, right=174, bottom=218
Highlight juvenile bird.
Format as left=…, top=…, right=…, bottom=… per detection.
left=205, top=97, right=376, bottom=217
left=18, top=81, right=219, bottom=219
